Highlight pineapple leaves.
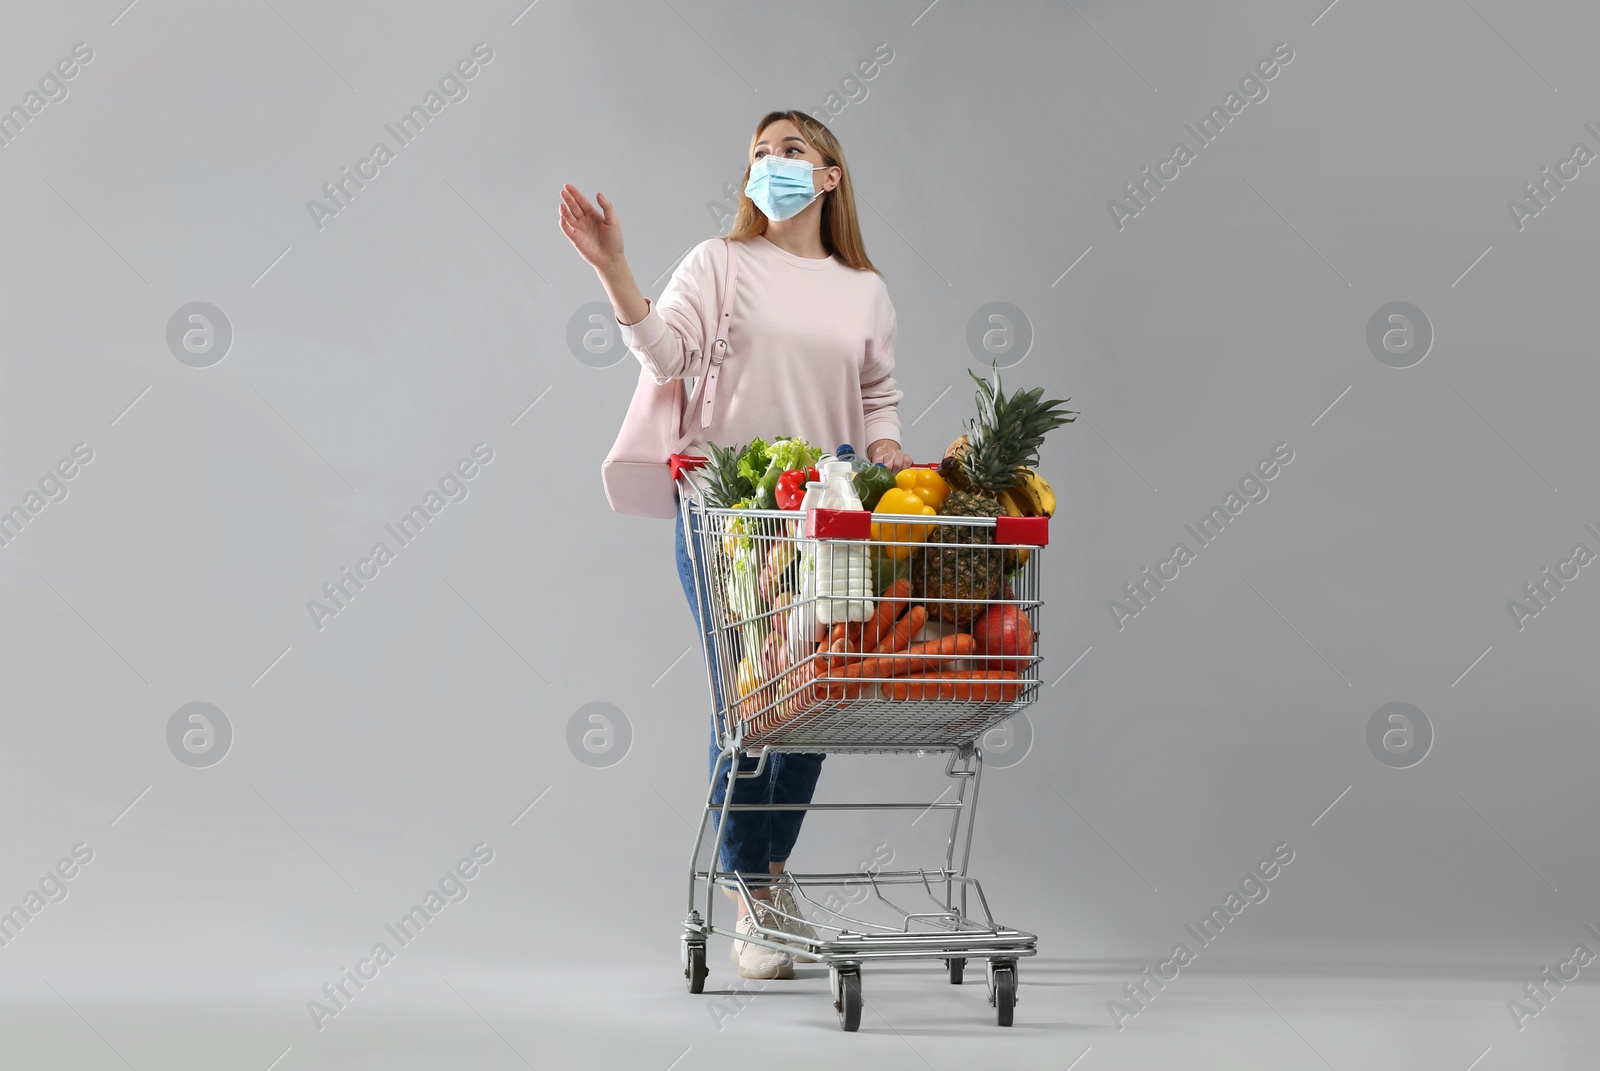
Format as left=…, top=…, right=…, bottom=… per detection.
left=956, top=362, right=1079, bottom=491
left=702, top=439, right=756, bottom=509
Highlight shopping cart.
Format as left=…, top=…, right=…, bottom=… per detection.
left=672, top=455, right=1047, bottom=1031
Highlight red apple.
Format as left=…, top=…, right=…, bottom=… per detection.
left=972, top=605, right=1035, bottom=672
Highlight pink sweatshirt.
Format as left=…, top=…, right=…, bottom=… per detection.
left=617, top=234, right=903, bottom=457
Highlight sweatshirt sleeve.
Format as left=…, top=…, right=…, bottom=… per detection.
left=862, top=308, right=904, bottom=446
left=616, top=241, right=715, bottom=385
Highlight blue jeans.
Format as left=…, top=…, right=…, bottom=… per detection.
left=675, top=500, right=825, bottom=885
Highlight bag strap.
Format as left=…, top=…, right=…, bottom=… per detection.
left=671, top=237, right=740, bottom=451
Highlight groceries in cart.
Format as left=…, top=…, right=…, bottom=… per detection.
left=688, top=364, right=1077, bottom=734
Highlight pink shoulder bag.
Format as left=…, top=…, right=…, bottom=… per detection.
left=601, top=237, right=741, bottom=518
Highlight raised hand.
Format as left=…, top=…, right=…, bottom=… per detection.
left=558, top=183, right=625, bottom=272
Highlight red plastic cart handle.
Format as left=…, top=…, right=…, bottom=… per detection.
left=669, top=453, right=706, bottom=482
left=806, top=509, right=1049, bottom=545
left=674, top=452, right=1049, bottom=544
left=806, top=507, right=872, bottom=540
left=996, top=515, right=1049, bottom=546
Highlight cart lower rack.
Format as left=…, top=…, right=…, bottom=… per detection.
left=673, top=457, right=1048, bottom=1030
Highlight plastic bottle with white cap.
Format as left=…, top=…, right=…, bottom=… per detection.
left=813, top=459, right=872, bottom=624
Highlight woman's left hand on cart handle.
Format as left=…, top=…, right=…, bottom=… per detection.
left=868, top=439, right=915, bottom=473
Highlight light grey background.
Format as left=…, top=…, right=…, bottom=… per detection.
left=3, top=0, right=1598, bottom=1067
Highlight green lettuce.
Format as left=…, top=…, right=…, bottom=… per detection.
left=752, top=436, right=820, bottom=509
left=736, top=438, right=771, bottom=487
left=766, top=436, right=818, bottom=475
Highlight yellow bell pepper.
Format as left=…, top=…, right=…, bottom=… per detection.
left=896, top=467, right=949, bottom=509
left=872, top=487, right=936, bottom=560
left=736, top=656, right=760, bottom=700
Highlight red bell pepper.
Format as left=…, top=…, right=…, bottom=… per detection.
left=775, top=467, right=819, bottom=510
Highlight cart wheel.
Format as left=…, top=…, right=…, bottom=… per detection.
left=992, top=964, right=1015, bottom=1027
left=684, top=942, right=707, bottom=994
left=947, top=957, right=966, bottom=985
left=833, top=968, right=862, bottom=1032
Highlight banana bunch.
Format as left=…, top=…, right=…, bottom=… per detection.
left=997, top=469, right=1056, bottom=568
left=996, top=487, right=1031, bottom=568
left=1004, top=468, right=1057, bottom=517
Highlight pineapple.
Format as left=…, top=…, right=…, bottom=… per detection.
left=915, top=364, right=1077, bottom=624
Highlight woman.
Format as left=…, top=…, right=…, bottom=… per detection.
left=560, top=111, right=914, bottom=980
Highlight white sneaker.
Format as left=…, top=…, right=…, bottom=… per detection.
left=768, top=878, right=820, bottom=945
left=730, top=904, right=794, bottom=980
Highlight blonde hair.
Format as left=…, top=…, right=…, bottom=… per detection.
left=726, top=111, right=879, bottom=275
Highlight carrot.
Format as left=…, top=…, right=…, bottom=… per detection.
left=835, top=579, right=914, bottom=663
left=834, top=621, right=867, bottom=655
left=871, top=604, right=928, bottom=656
left=954, top=670, right=1022, bottom=701
left=748, top=658, right=826, bottom=729
left=837, top=632, right=974, bottom=679
left=881, top=672, right=947, bottom=701
left=816, top=644, right=870, bottom=698
left=881, top=670, right=1022, bottom=702
left=777, top=658, right=823, bottom=714
left=855, top=577, right=913, bottom=651
left=817, top=677, right=871, bottom=699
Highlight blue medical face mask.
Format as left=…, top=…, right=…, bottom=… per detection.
left=744, top=154, right=827, bottom=221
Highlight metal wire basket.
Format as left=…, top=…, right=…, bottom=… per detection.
left=678, top=462, right=1046, bottom=753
